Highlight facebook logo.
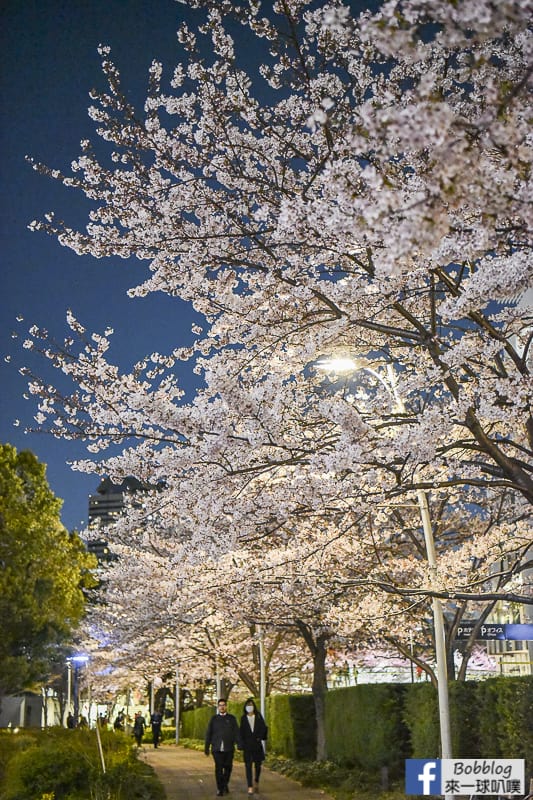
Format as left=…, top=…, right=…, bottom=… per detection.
left=405, top=759, right=441, bottom=795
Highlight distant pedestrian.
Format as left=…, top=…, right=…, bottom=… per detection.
left=239, top=698, right=267, bottom=795
left=133, top=711, right=146, bottom=746
left=66, top=712, right=76, bottom=729
left=113, top=710, right=125, bottom=731
left=205, top=698, right=242, bottom=796
left=150, top=709, right=163, bottom=748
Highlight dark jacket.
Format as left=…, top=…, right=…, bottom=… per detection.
left=205, top=712, right=242, bottom=755
left=134, top=715, right=146, bottom=733
left=239, top=712, right=268, bottom=762
left=150, top=711, right=163, bottom=728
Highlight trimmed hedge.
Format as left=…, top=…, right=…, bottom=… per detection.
left=181, top=676, right=533, bottom=783
left=402, top=677, right=533, bottom=774
left=325, top=684, right=409, bottom=776
left=476, top=677, right=533, bottom=764
left=402, top=682, right=440, bottom=758
left=268, top=693, right=316, bottom=760
left=180, top=703, right=215, bottom=742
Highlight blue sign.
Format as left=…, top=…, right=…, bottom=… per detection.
left=505, top=624, right=533, bottom=641
left=455, top=622, right=533, bottom=641
left=405, top=759, right=441, bottom=795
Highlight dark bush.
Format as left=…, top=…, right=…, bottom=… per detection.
left=2, top=735, right=93, bottom=799
left=0, top=728, right=164, bottom=800
left=267, top=692, right=315, bottom=759
left=449, top=680, right=481, bottom=757
left=325, top=684, right=409, bottom=776
left=403, top=683, right=440, bottom=758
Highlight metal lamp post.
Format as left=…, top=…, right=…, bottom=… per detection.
left=64, top=660, right=73, bottom=726
left=316, top=358, right=453, bottom=776
left=71, top=655, right=89, bottom=725
left=257, top=624, right=266, bottom=719
left=175, top=665, right=180, bottom=745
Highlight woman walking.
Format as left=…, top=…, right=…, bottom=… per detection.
left=239, top=698, right=268, bottom=795
left=133, top=711, right=146, bottom=747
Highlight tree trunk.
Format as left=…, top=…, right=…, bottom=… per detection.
left=312, top=634, right=329, bottom=761
left=295, top=622, right=329, bottom=761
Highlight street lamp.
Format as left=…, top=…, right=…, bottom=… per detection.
left=316, top=358, right=453, bottom=770
left=70, top=655, right=89, bottom=725
left=64, top=660, right=73, bottom=727
left=257, top=624, right=266, bottom=720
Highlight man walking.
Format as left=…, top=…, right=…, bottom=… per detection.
left=205, top=698, right=242, bottom=796
left=150, top=708, right=163, bottom=748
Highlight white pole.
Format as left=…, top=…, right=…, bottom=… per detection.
left=19, top=694, right=26, bottom=728
left=41, top=687, right=46, bottom=728
left=125, top=687, right=130, bottom=729
left=215, top=658, right=221, bottom=700
left=257, top=624, right=266, bottom=720
left=95, top=719, right=106, bottom=773
left=416, top=489, right=453, bottom=763
left=416, top=489, right=455, bottom=800
left=66, top=661, right=72, bottom=724
left=175, top=666, right=180, bottom=745
left=386, top=364, right=453, bottom=773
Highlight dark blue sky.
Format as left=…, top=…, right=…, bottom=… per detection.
left=1, top=0, right=376, bottom=532
left=1, top=0, right=203, bottom=530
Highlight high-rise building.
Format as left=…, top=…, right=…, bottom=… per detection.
left=86, top=476, right=145, bottom=562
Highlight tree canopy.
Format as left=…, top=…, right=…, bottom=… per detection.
left=0, top=444, right=95, bottom=696
left=17, top=0, right=533, bottom=754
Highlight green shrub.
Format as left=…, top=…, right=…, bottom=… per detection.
left=449, top=680, right=480, bottom=757
left=476, top=677, right=501, bottom=756
left=181, top=705, right=215, bottom=742
left=403, top=683, right=440, bottom=758
left=266, top=693, right=315, bottom=760
left=325, top=684, right=408, bottom=776
left=97, top=752, right=166, bottom=800
left=0, top=732, right=37, bottom=787
left=476, top=676, right=533, bottom=784
left=2, top=737, right=93, bottom=799
left=266, top=755, right=406, bottom=800
left=0, top=728, right=164, bottom=800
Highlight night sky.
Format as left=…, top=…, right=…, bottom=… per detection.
left=1, top=1, right=377, bottom=533
left=1, top=0, right=203, bottom=531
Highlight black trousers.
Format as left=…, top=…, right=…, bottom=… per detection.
left=213, top=750, right=234, bottom=791
left=244, top=753, right=263, bottom=787
left=152, top=725, right=161, bottom=747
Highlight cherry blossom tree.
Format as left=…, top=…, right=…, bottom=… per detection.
left=80, top=475, right=529, bottom=758
left=17, top=0, right=533, bottom=758
left=23, top=0, right=532, bottom=523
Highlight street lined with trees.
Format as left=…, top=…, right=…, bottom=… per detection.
left=11, top=0, right=533, bottom=765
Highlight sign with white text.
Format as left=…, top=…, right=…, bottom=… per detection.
left=455, top=622, right=533, bottom=640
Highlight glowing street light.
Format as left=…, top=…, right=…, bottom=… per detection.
left=315, top=357, right=453, bottom=775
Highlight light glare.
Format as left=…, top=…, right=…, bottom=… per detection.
left=316, top=357, right=357, bottom=373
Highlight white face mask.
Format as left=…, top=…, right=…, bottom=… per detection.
left=245, top=705, right=254, bottom=713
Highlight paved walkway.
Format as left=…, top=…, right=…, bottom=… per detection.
left=141, top=745, right=334, bottom=800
